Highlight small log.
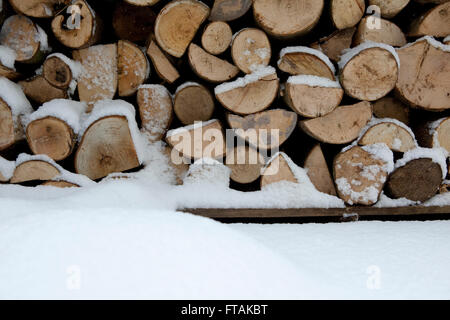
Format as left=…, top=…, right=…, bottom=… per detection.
left=310, top=27, right=356, bottom=62
left=395, top=38, right=450, bottom=111
left=278, top=47, right=335, bottom=80
left=19, top=76, right=68, bottom=104
left=231, top=28, right=271, bottom=74
left=226, top=145, right=265, bottom=184
left=166, top=120, right=226, bottom=160
left=253, top=0, right=324, bottom=39
left=300, top=101, right=373, bottom=145
left=154, top=0, right=210, bottom=58
left=75, top=116, right=141, bottom=180
left=174, top=83, right=215, bottom=125
left=11, top=160, right=60, bottom=184
left=137, top=85, right=173, bottom=142
left=409, top=2, right=450, bottom=37
left=304, top=144, right=337, bottom=196
left=261, top=153, right=298, bottom=188
left=385, top=158, right=442, bottom=202
left=215, top=67, right=279, bottom=115
left=118, top=40, right=149, bottom=97
left=415, top=117, right=450, bottom=153
left=358, top=121, right=416, bottom=152
left=368, top=0, right=410, bottom=18
left=42, top=180, right=79, bottom=188
left=146, top=40, right=180, bottom=84
left=209, top=0, right=252, bottom=21
left=0, top=99, right=16, bottom=151
left=124, top=0, right=160, bottom=5
left=9, top=0, right=69, bottom=18
left=334, top=146, right=390, bottom=206
left=0, top=15, right=46, bottom=64
left=226, top=109, right=297, bottom=150
left=43, top=56, right=73, bottom=89
left=354, top=17, right=406, bottom=47
left=188, top=43, right=239, bottom=83
left=372, top=97, right=409, bottom=125
left=113, top=0, right=156, bottom=43
left=283, top=76, right=344, bottom=118
left=162, top=146, right=189, bottom=185
left=340, top=46, right=399, bottom=101
left=73, top=44, right=118, bottom=109
left=52, top=0, right=102, bottom=49
left=26, top=117, right=75, bottom=161
left=331, top=0, right=365, bottom=29
left=201, top=21, right=233, bottom=55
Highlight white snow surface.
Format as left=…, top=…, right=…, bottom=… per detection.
left=395, top=147, right=448, bottom=179
left=444, top=35, right=450, bottom=43
left=0, top=45, right=16, bottom=69
left=286, top=75, right=341, bottom=88
left=278, top=46, right=336, bottom=75
left=338, top=41, right=400, bottom=69
left=0, top=156, right=15, bottom=180
left=214, top=66, right=276, bottom=94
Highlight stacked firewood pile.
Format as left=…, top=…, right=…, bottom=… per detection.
left=0, top=0, right=449, bottom=206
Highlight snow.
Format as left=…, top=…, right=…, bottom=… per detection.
left=0, top=156, right=15, bottom=181
left=361, top=143, right=395, bottom=174
left=444, top=35, right=450, bottom=43
left=214, top=66, right=276, bottom=94
left=47, top=53, right=82, bottom=79
left=338, top=41, right=400, bottom=69
left=23, top=99, right=87, bottom=134
left=0, top=77, right=33, bottom=127
left=278, top=46, right=336, bottom=75
left=35, top=24, right=50, bottom=53
left=166, top=119, right=218, bottom=138
left=0, top=45, right=16, bottom=70
left=395, top=147, right=448, bottom=179
left=428, top=117, right=449, bottom=148
left=401, top=36, right=450, bottom=52
left=286, top=75, right=341, bottom=88
left=183, top=158, right=231, bottom=188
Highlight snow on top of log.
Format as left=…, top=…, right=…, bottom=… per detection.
left=0, top=45, right=16, bottom=70
left=375, top=193, right=418, bottom=208
left=428, top=117, right=449, bottom=148
left=184, top=158, right=230, bottom=187
left=214, top=65, right=276, bottom=94
left=22, top=99, right=87, bottom=134
left=47, top=53, right=82, bottom=79
left=361, top=143, right=394, bottom=174
left=166, top=119, right=218, bottom=138
left=395, top=147, right=448, bottom=179
left=444, top=35, right=450, bottom=43
left=286, top=75, right=341, bottom=88
left=338, top=41, right=400, bottom=69
left=278, top=46, right=336, bottom=75
left=35, top=24, right=50, bottom=53
left=0, top=77, right=33, bottom=119
left=0, top=156, right=15, bottom=181
left=400, top=36, right=450, bottom=52
left=175, top=81, right=201, bottom=95
left=79, top=99, right=145, bottom=164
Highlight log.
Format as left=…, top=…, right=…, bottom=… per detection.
left=339, top=45, right=399, bottom=101
left=310, top=27, right=356, bottom=62
left=146, top=40, right=180, bottom=84
left=395, top=38, right=450, bottom=111
left=42, top=180, right=80, bottom=188
left=331, top=0, right=365, bottom=30
left=162, top=146, right=189, bottom=185
left=358, top=121, right=417, bottom=152
left=52, top=0, right=102, bottom=49
left=226, top=145, right=265, bottom=184
left=283, top=76, right=344, bottom=118
left=9, top=0, right=69, bottom=18
left=278, top=47, right=335, bottom=80
left=372, top=97, right=409, bottom=125
left=113, top=0, right=156, bottom=43
left=409, top=2, right=450, bottom=37
left=201, top=21, right=233, bottom=55
left=226, top=109, right=298, bottom=150
left=124, top=0, right=160, bottom=5
left=253, top=0, right=324, bottom=39
left=385, top=158, right=442, bottom=202
left=75, top=116, right=141, bottom=180
left=188, top=43, right=239, bottom=83
left=215, top=67, right=279, bottom=115
left=137, top=85, right=174, bottom=142
left=173, top=83, right=215, bottom=125
left=73, top=44, right=118, bottom=109
left=304, top=144, right=337, bottom=196
left=0, top=15, right=46, bottom=64
left=231, top=28, right=271, bottom=74
left=300, top=101, right=373, bottom=145
left=184, top=158, right=231, bottom=187
left=154, top=0, right=210, bottom=58
left=209, top=0, right=252, bottom=21
left=333, top=146, right=390, bottom=205
left=0, top=156, right=14, bottom=182
left=415, top=117, right=450, bottom=153
left=261, top=153, right=298, bottom=188
left=0, top=99, right=16, bottom=152
left=26, top=117, right=75, bottom=161
left=368, top=0, right=410, bottom=18
left=43, top=56, right=73, bottom=90
left=354, top=17, right=407, bottom=47
left=11, top=160, right=60, bottom=184
left=118, top=40, right=149, bottom=97
left=166, top=120, right=226, bottom=160
left=19, top=76, right=68, bottom=104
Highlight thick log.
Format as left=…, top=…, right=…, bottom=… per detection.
left=358, top=121, right=416, bottom=152
left=11, top=160, right=60, bottom=184
left=278, top=47, right=335, bottom=79
left=409, top=2, right=450, bottom=37
left=174, top=83, right=215, bottom=125
left=226, top=145, right=265, bottom=184
left=310, top=28, right=356, bottom=62
left=201, top=21, right=233, bottom=55
left=9, top=0, right=70, bottom=18
left=261, top=153, right=298, bottom=188
left=372, top=97, right=409, bottom=125
left=118, top=40, right=149, bottom=97
left=146, top=40, right=180, bottom=84
left=415, top=117, right=450, bottom=153
left=43, top=56, right=73, bottom=90
left=209, top=0, right=252, bottom=21
left=19, top=76, right=68, bottom=104
left=331, top=0, right=365, bottom=30
left=304, top=144, right=337, bottom=196
left=154, top=0, right=210, bottom=58
left=354, top=17, right=406, bottom=47
left=300, top=101, right=373, bottom=145
left=113, top=1, right=156, bottom=43
left=368, top=0, right=410, bottom=18
left=231, top=28, right=271, bottom=74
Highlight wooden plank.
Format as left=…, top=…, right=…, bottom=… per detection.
left=179, top=206, right=450, bottom=220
